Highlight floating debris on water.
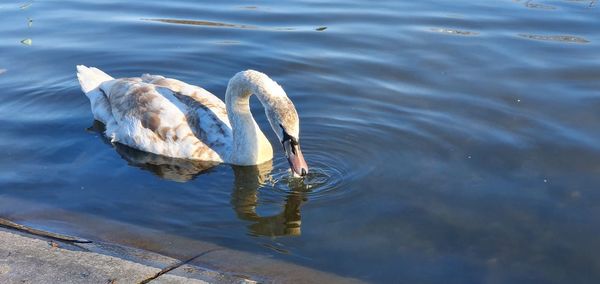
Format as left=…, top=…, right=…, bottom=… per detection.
left=430, top=28, right=479, bottom=36
left=0, top=69, right=6, bottom=75
left=214, top=40, right=241, bottom=45
left=316, top=26, right=327, bottom=31
left=21, top=38, right=32, bottom=46
left=512, top=0, right=557, bottom=9
left=27, top=17, right=33, bottom=28
left=524, top=0, right=556, bottom=10
left=518, top=34, right=590, bottom=43
left=20, top=1, right=33, bottom=10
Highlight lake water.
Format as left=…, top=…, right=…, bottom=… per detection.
left=1, top=0, right=600, bottom=283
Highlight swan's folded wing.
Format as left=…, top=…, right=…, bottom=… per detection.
left=100, top=78, right=224, bottom=161
left=141, top=74, right=233, bottom=153
left=87, top=87, right=114, bottom=125
left=141, top=74, right=230, bottom=126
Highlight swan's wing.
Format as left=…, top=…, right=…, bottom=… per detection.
left=141, top=74, right=233, bottom=148
left=141, top=74, right=233, bottom=154
left=99, top=78, right=226, bottom=161
left=86, top=87, right=114, bottom=125
left=141, top=74, right=230, bottom=127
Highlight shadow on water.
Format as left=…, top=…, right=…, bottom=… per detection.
left=88, top=120, right=307, bottom=238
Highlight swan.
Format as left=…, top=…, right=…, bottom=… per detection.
left=76, top=65, right=308, bottom=177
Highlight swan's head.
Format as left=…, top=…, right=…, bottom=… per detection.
left=262, top=88, right=308, bottom=177
left=232, top=70, right=309, bottom=177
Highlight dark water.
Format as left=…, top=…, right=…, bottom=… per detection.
left=1, top=0, right=600, bottom=283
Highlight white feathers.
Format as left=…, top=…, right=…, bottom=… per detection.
left=76, top=65, right=113, bottom=93
left=76, top=65, right=115, bottom=125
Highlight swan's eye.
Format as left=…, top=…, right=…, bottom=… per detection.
left=279, top=124, right=295, bottom=144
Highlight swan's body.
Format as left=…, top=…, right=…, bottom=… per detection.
left=76, top=65, right=307, bottom=175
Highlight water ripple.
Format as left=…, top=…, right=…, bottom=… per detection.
left=262, top=121, right=377, bottom=202
left=523, top=0, right=557, bottom=10
left=2, top=0, right=600, bottom=282
left=143, top=18, right=323, bottom=32
left=143, top=18, right=259, bottom=29
left=430, top=27, right=479, bottom=36
left=267, top=154, right=357, bottom=202
left=518, top=33, right=590, bottom=43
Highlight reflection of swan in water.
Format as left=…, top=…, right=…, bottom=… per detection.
left=90, top=121, right=306, bottom=236
left=231, top=162, right=305, bottom=236
left=89, top=120, right=218, bottom=182
left=114, top=141, right=218, bottom=182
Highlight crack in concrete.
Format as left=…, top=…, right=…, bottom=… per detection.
left=0, top=218, right=91, bottom=243
left=139, top=248, right=223, bottom=284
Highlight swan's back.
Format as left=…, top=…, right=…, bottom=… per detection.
left=77, top=65, right=232, bottom=162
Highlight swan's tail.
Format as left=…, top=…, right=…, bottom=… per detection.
left=76, top=65, right=114, bottom=93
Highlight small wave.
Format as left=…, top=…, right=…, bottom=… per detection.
left=430, top=28, right=479, bottom=36
left=267, top=156, right=351, bottom=201
left=518, top=34, right=589, bottom=43
left=261, top=122, right=378, bottom=202
left=523, top=1, right=556, bottom=10
left=142, top=18, right=325, bottom=32
left=143, top=18, right=258, bottom=29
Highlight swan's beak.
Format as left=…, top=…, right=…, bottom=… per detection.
left=283, top=140, right=308, bottom=177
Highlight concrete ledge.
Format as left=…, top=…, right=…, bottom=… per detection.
left=0, top=198, right=365, bottom=284
left=0, top=227, right=250, bottom=284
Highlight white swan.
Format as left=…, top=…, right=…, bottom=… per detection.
left=76, top=65, right=308, bottom=176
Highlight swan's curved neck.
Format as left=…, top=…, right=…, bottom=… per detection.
left=225, top=71, right=277, bottom=165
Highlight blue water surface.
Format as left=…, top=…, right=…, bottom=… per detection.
left=1, top=0, right=600, bottom=283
